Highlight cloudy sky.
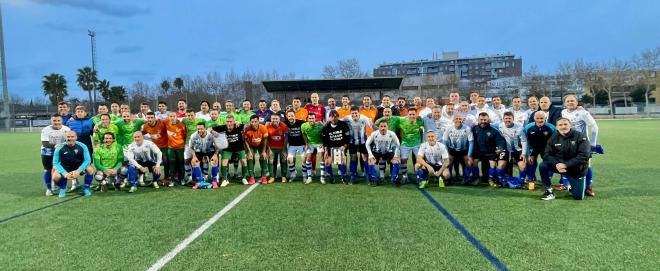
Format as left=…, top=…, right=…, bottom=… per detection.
left=3, top=0, right=659, bottom=99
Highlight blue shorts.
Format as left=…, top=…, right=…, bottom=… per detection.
left=287, top=145, right=306, bottom=159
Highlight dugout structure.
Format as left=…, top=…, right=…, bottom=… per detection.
left=262, top=77, right=404, bottom=104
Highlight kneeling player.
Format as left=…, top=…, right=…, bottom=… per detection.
left=125, top=131, right=163, bottom=193
left=497, top=112, right=528, bottom=187
left=365, top=121, right=401, bottom=186
left=94, top=132, right=127, bottom=192
left=415, top=131, right=450, bottom=188
left=189, top=123, right=219, bottom=189
left=52, top=131, right=96, bottom=197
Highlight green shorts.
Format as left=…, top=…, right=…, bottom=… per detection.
left=222, top=150, right=246, bottom=160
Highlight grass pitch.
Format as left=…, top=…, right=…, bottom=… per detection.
left=1, top=120, right=658, bottom=270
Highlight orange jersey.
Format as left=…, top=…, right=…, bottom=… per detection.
left=337, top=107, right=352, bottom=119
left=243, top=124, right=268, bottom=148
left=142, top=120, right=168, bottom=148
left=266, top=122, right=288, bottom=149
left=165, top=120, right=186, bottom=149
left=293, top=108, right=308, bottom=121
left=398, top=107, right=409, bottom=117
left=359, top=106, right=378, bottom=135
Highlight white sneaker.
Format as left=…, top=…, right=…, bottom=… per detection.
left=138, top=174, right=146, bottom=186
left=167, top=181, right=174, bottom=188
left=45, top=189, right=53, bottom=196
left=320, top=177, right=326, bottom=185
left=241, top=178, right=249, bottom=185
left=120, top=178, right=128, bottom=188
left=304, top=176, right=312, bottom=185
left=221, top=180, right=230, bottom=187
left=68, top=180, right=79, bottom=192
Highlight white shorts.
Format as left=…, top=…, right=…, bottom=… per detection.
left=400, top=145, right=420, bottom=160
left=184, top=149, right=192, bottom=160
left=305, top=144, right=324, bottom=155
left=287, top=145, right=306, bottom=159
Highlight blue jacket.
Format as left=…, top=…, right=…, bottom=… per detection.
left=471, top=124, right=507, bottom=156
left=53, top=141, right=91, bottom=174
left=66, top=116, right=94, bottom=152
left=523, top=122, right=556, bottom=155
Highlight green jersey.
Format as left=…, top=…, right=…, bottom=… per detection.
left=235, top=110, right=255, bottom=125
left=182, top=117, right=205, bottom=142
left=115, top=119, right=145, bottom=147
left=205, top=118, right=224, bottom=128
left=375, top=117, right=400, bottom=133
left=301, top=122, right=324, bottom=145
left=93, top=123, right=119, bottom=144
left=398, top=116, right=424, bottom=147
left=92, top=114, right=120, bottom=126
left=93, top=142, right=123, bottom=171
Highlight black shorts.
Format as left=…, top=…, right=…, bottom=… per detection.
left=476, top=153, right=498, bottom=162
left=530, top=148, right=544, bottom=157
left=422, top=164, right=443, bottom=175
left=41, top=155, right=53, bottom=170
left=372, top=152, right=395, bottom=162
left=136, top=160, right=158, bottom=172
left=508, top=151, right=523, bottom=163
left=448, top=149, right=468, bottom=158
left=348, top=144, right=368, bottom=155
left=195, top=152, right=215, bottom=161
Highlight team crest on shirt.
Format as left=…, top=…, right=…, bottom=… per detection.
left=74, top=149, right=79, bottom=154
left=543, top=131, right=548, bottom=136
left=486, top=132, right=491, bottom=136
left=571, top=141, right=576, bottom=145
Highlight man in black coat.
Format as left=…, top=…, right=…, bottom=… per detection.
left=539, top=118, right=591, bottom=200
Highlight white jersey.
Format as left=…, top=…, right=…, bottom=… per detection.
left=441, top=104, right=460, bottom=119
left=417, top=142, right=449, bottom=166
left=188, top=132, right=217, bottom=153
left=497, top=123, right=528, bottom=154
left=342, top=115, right=373, bottom=145
left=508, top=108, right=529, bottom=127
left=442, top=125, right=473, bottom=151
left=365, top=130, right=400, bottom=157
left=125, top=140, right=162, bottom=167
left=195, top=112, right=212, bottom=122
left=457, top=112, right=477, bottom=128
left=561, top=108, right=599, bottom=145
left=491, top=104, right=508, bottom=121
left=155, top=111, right=170, bottom=120
left=40, top=125, right=71, bottom=156
left=470, top=106, right=500, bottom=124
left=418, top=107, right=433, bottom=118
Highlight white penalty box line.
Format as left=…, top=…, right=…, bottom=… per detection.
left=147, top=183, right=260, bottom=271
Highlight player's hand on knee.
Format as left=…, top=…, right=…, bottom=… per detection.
left=154, top=167, right=161, bottom=175
left=368, top=156, right=376, bottom=164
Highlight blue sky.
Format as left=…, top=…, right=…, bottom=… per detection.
left=3, top=0, right=659, bottom=99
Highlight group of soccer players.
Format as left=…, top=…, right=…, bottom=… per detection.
left=40, top=91, right=599, bottom=201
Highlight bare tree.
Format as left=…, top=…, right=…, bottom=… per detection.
left=591, top=59, right=631, bottom=118
left=321, top=58, right=369, bottom=79
left=321, top=65, right=339, bottom=79
left=633, top=46, right=660, bottom=117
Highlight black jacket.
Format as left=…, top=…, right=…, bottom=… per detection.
left=322, top=120, right=350, bottom=148
left=542, top=129, right=591, bottom=178
left=529, top=106, right=562, bottom=126
left=472, top=124, right=507, bottom=156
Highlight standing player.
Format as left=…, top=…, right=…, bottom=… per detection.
left=321, top=110, right=351, bottom=184
left=92, top=114, right=118, bottom=147
left=40, top=114, right=71, bottom=196
left=523, top=111, right=556, bottom=189
left=115, top=111, right=145, bottom=148
left=165, top=112, right=186, bottom=187
left=66, top=105, right=94, bottom=156
left=143, top=112, right=169, bottom=184
left=398, top=108, right=424, bottom=184
left=291, top=97, right=309, bottom=121
left=422, top=106, right=451, bottom=141
left=508, top=96, right=528, bottom=127
left=457, top=101, right=477, bottom=128
left=375, top=95, right=399, bottom=121
left=301, top=113, right=327, bottom=184
left=236, top=100, right=255, bottom=125
left=155, top=101, right=170, bottom=120
left=176, top=99, right=187, bottom=118
left=124, top=131, right=163, bottom=192
left=244, top=115, right=269, bottom=185
left=396, top=97, right=408, bottom=117
left=337, top=95, right=352, bottom=119
left=365, top=121, right=401, bottom=186
left=93, top=132, right=126, bottom=192
left=374, top=107, right=401, bottom=179
left=442, top=114, right=474, bottom=184
left=189, top=123, right=219, bottom=189
left=254, top=100, right=273, bottom=124
left=196, top=101, right=212, bottom=121
left=211, top=115, right=249, bottom=186
left=91, top=104, right=110, bottom=126
left=135, top=102, right=152, bottom=120
left=182, top=110, right=205, bottom=185
left=325, top=97, right=338, bottom=121
left=415, top=131, right=450, bottom=188
left=305, top=93, right=326, bottom=123
left=52, top=131, right=95, bottom=197
left=343, top=106, right=373, bottom=184
left=266, top=114, right=288, bottom=183
left=470, top=96, right=500, bottom=125
left=58, top=102, right=73, bottom=124
left=269, top=100, right=286, bottom=120
left=285, top=110, right=307, bottom=182
left=491, top=96, right=508, bottom=121
left=498, top=112, right=528, bottom=185
left=562, top=95, right=599, bottom=196
left=470, top=113, right=507, bottom=187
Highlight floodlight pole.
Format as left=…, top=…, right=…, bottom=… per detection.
left=0, top=1, right=10, bottom=131
left=88, top=30, right=97, bottom=114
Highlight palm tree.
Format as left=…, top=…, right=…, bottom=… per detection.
left=96, top=79, right=111, bottom=102
left=173, top=77, right=184, bottom=92
left=160, top=80, right=170, bottom=95
left=42, top=73, right=68, bottom=106
left=76, top=66, right=97, bottom=109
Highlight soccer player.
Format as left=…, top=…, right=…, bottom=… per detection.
left=301, top=113, right=327, bottom=184
left=442, top=92, right=461, bottom=119
left=182, top=110, right=205, bottom=185
left=325, top=97, right=338, bottom=121
left=237, top=100, right=256, bottom=125
left=52, top=131, right=95, bottom=197
left=66, top=105, right=94, bottom=159
left=359, top=95, right=378, bottom=123
left=365, top=121, right=401, bottom=186
left=562, top=95, right=599, bottom=196
left=291, top=97, right=308, bottom=121
left=266, top=114, right=288, bottom=183
left=374, top=107, right=401, bottom=180
left=135, top=102, right=152, bottom=120
left=508, top=96, right=528, bottom=127
left=110, top=103, right=121, bottom=120
left=525, top=96, right=540, bottom=123
left=337, top=95, right=352, bottom=119
left=58, top=101, right=73, bottom=124
left=470, top=112, right=507, bottom=187
left=539, top=118, right=591, bottom=200
left=375, top=95, right=400, bottom=121
left=418, top=97, right=435, bottom=117
left=343, top=106, right=373, bottom=183
left=254, top=99, right=273, bottom=124
left=120, top=103, right=130, bottom=114
left=212, top=115, right=249, bottom=186
left=244, top=115, right=269, bottom=184
left=40, top=114, right=71, bottom=196
left=269, top=100, right=286, bottom=120
left=125, top=131, right=163, bottom=192
left=415, top=131, right=450, bottom=188
left=155, top=101, right=170, bottom=120
left=175, top=99, right=187, bottom=118
left=396, top=97, right=408, bottom=117
left=457, top=101, right=477, bottom=128
left=532, top=96, right=562, bottom=125
left=422, top=106, right=451, bottom=141
left=498, top=112, right=528, bottom=185
left=442, top=114, right=474, bottom=184
left=91, top=104, right=110, bottom=126
left=305, top=93, right=326, bottom=123
left=165, top=112, right=186, bottom=187
left=196, top=100, right=212, bottom=121
left=491, top=96, right=507, bottom=121
left=142, top=112, right=169, bottom=184
left=93, top=132, right=126, bottom=192
left=115, top=111, right=145, bottom=148
left=206, top=109, right=224, bottom=128
left=470, top=96, right=500, bottom=125
left=189, top=123, right=219, bottom=189
left=523, top=111, right=556, bottom=188
left=321, top=110, right=351, bottom=184
left=398, top=108, right=424, bottom=184
left=92, top=114, right=119, bottom=147
left=285, top=110, right=307, bottom=181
